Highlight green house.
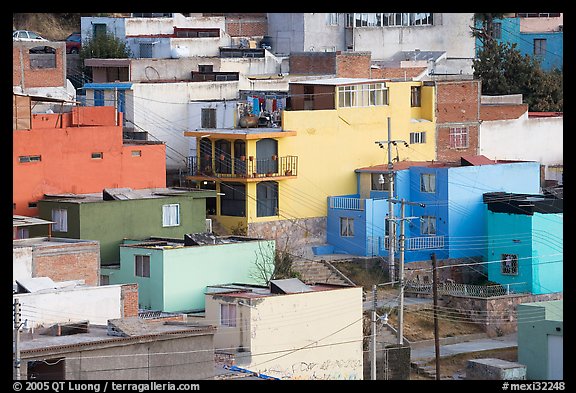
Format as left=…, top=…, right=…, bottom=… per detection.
left=37, top=188, right=216, bottom=266
left=103, top=234, right=276, bottom=313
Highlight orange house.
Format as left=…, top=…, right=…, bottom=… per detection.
left=13, top=94, right=167, bottom=216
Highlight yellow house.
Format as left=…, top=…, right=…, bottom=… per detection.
left=184, top=77, right=435, bottom=248
left=205, top=279, right=364, bottom=380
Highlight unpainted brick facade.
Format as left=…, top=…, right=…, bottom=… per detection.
left=13, top=43, right=66, bottom=89
left=480, top=104, right=528, bottom=121
left=435, top=80, right=482, bottom=162
left=121, top=284, right=139, bottom=318
left=225, top=16, right=268, bottom=37
left=33, top=241, right=100, bottom=286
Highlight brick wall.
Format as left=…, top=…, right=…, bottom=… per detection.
left=370, top=67, right=426, bottom=79
left=480, top=104, right=528, bottom=121
left=335, top=52, right=371, bottom=78
left=226, top=17, right=267, bottom=37
left=13, top=44, right=66, bottom=89
left=121, top=283, right=139, bottom=317
left=289, top=52, right=337, bottom=75
left=33, top=242, right=100, bottom=286
left=435, top=80, right=481, bottom=162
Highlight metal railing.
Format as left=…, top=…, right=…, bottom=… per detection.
left=405, top=280, right=529, bottom=298
left=328, top=196, right=365, bottom=211
left=186, top=155, right=297, bottom=179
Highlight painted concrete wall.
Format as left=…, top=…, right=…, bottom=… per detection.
left=131, top=82, right=239, bottom=169
left=14, top=285, right=124, bottom=328
left=112, top=240, right=275, bottom=312
left=38, top=193, right=212, bottom=265
left=444, top=162, right=541, bottom=259
left=531, top=213, right=563, bottom=294
left=278, top=81, right=436, bottom=223
left=13, top=106, right=166, bottom=217
left=13, top=246, right=33, bottom=283
left=20, top=331, right=215, bottom=380
left=486, top=211, right=534, bottom=294
left=517, top=300, right=563, bottom=380
left=351, top=13, right=475, bottom=61
left=303, top=13, right=347, bottom=53
left=207, top=285, right=364, bottom=380
left=80, top=16, right=126, bottom=41
left=480, top=113, right=563, bottom=172
left=267, top=13, right=306, bottom=55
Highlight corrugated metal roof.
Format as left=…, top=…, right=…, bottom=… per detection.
left=13, top=215, right=55, bottom=227
left=16, top=277, right=57, bottom=293
left=460, top=155, right=497, bottom=166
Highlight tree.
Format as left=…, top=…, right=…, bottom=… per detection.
left=473, top=39, right=563, bottom=112
left=471, top=13, right=506, bottom=44
left=80, top=31, right=132, bottom=60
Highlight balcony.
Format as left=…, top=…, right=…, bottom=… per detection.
left=186, top=155, right=298, bottom=181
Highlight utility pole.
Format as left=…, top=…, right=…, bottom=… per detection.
left=389, top=198, right=424, bottom=345
left=431, top=253, right=441, bottom=380
left=375, top=118, right=408, bottom=283
left=371, top=284, right=377, bottom=380
left=13, top=298, right=21, bottom=380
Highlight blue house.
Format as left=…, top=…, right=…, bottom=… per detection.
left=475, top=14, right=563, bottom=71
left=483, top=190, right=563, bottom=294
left=325, top=156, right=542, bottom=264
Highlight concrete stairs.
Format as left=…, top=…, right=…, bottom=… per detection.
left=291, top=259, right=355, bottom=287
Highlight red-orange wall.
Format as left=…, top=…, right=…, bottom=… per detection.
left=13, top=107, right=166, bottom=216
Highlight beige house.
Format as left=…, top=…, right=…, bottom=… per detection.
left=204, top=278, right=364, bottom=380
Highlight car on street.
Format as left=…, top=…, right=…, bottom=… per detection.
left=13, top=30, right=48, bottom=42
left=65, top=32, right=81, bottom=54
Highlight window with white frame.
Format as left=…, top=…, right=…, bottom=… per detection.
left=326, top=13, right=339, bottom=25
left=220, top=303, right=237, bottom=327
left=449, top=127, right=469, bottom=148
left=338, top=83, right=387, bottom=108
left=51, top=209, right=68, bottom=232
left=501, top=254, right=518, bottom=275
left=420, top=215, right=436, bottom=235
left=162, top=204, right=180, bottom=227
left=340, top=217, right=354, bottom=237
left=410, top=131, right=426, bottom=144
left=135, top=255, right=150, bottom=278
left=420, top=173, right=436, bottom=193
left=411, top=86, right=421, bottom=107
left=351, top=13, right=433, bottom=27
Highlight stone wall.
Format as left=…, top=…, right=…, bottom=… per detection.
left=441, top=292, right=563, bottom=337
left=248, top=217, right=326, bottom=257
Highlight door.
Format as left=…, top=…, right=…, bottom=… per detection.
left=547, top=334, right=563, bottom=380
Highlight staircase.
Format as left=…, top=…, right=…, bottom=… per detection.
left=291, top=259, right=354, bottom=287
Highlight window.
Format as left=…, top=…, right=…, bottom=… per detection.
left=92, top=23, right=107, bottom=38
left=326, top=13, right=339, bottom=25
left=94, top=90, right=104, bottom=106
left=256, top=182, right=278, bottom=217
left=501, top=254, right=518, bottom=275
left=421, top=215, right=436, bottom=235
left=131, top=150, right=142, bottom=157
left=51, top=209, right=68, bottom=232
left=18, top=155, right=41, bottom=163
left=16, top=228, right=29, bottom=239
left=135, top=255, right=150, bottom=278
left=420, top=173, right=436, bottom=193
left=449, top=127, right=469, bottom=148
left=340, top=217, right=354, bottom=237
left=220, top=303, right=237, bottom=327
left=221, top=183, right=246, bottom=217
left=91, top=152, right=103, bottom=159
left=410, top=131, right=426, bottom=144
left=371, top=173, right=391, bottom=191
left=338, top=83, right=387, bottom=108
left=534, top=39, right=546, bottom=56
left=201, top=108, right=217, bottom=128
left=28, top=202, right=37, bottom=208
left=491, top=22, right=502, bottom=39
left=139, top=43, right=153, bottom=58
left=162, top=204, right=180, bottom=227
left=411, top=86, right=421, bottom=107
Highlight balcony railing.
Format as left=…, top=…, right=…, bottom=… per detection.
left=367, top=235, right=444, bottom=253
left=186, top=155, right=298, bottom=179
left=328, top=196, right=365, bottom=211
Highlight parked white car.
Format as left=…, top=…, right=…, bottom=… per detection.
left=13, top=30, right=48, bottom=42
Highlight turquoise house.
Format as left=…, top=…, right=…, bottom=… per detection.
left=103, top=235, right=276, bottom=313
left=517, top=300, right=563, bottom=380
left=483, top=191, right=563, bottom=294
left=326, top=156, right=542, bottom=263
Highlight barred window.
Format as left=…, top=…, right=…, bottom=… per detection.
left=410, top=131, right=426, bottom=144
left=449, top=127, right=469, bottom=148
left=501, top=254, right=518, bottom=275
